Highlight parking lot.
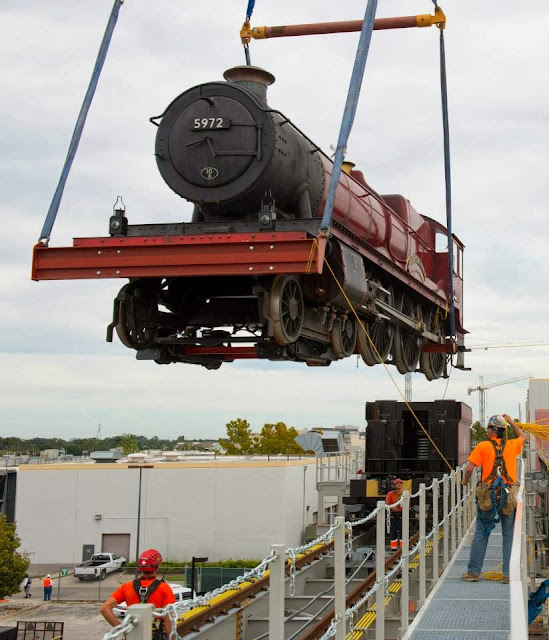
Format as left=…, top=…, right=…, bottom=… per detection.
left=0, top=600, right=112, bottom=640
left=1, top=570, right=187, bottom=639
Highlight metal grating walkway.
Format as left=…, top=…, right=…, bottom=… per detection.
left=405, top=523, right=511, bottom=640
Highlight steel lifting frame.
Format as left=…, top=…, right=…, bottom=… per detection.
left=31, top=232, right=326, bottom=281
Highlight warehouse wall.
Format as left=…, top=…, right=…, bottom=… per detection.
left=15, top=459, right=327, bottom=564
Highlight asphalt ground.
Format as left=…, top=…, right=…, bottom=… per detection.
left=0, top=600, right=111, bottom=640
left=1, top=570, right=180, bottom=639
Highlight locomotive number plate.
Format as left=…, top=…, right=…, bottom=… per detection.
left=190, top=117, right=230, bottom=130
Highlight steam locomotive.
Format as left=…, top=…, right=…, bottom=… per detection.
left=346, top=399, right=472, bottom=512
left=32, top=66, right=466, bottom=375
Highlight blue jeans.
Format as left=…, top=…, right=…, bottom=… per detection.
left=467, top=508, right=516, bottom=577
left=44, top=586, right=52, bottom=601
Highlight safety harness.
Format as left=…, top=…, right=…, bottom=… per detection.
left=133, top=578, right=166, bottom=638
left=479, top=438, right=512, bottom=532
left=133, top=578, right=163, bottom=603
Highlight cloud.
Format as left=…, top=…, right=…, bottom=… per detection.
left=1, top=0, right=548, bottom=438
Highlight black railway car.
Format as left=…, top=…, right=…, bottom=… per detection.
left=346, top=400, right=472, bottom=509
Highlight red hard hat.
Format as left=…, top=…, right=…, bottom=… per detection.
left=138, top=548, right=162, bottom=573
left=394, top=478, right=404, bottom=485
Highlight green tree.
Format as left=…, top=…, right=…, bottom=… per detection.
left=471, top=420, right=487, bottom=445
left=219, top=419, right=256, bottom=455
left=120, top=434, right=140, bottom=454
left=257, top=422, right=305, bottom=455
left=0, top=515, right=29, bottom=599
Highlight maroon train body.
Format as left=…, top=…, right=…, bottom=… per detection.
left=32, top=65, right=466, bottom=375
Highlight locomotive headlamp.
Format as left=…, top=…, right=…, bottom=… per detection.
left=258, top=191, right=277, bottom=228
left=109, top=195, right=128, bottom=237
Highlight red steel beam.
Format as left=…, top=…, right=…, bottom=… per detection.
left=31, top=232, right=326, bottom=281
left=183, top=346, right=258, bottom=359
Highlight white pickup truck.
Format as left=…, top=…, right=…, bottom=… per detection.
left=74, top=552, right=126, bottom=581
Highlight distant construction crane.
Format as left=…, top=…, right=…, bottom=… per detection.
left=467, top=375, right=531, bottom=427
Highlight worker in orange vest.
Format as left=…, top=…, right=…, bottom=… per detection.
left=43, top=574, right=52, bottom=601
left=385, top=478, right=404, bottom=550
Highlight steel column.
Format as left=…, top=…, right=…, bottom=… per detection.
left=125, top=604, right=154, bottom=640
left=442, top=474, right=449, bottom=567
left=268, top=544, right=286, bottom=640
left=432, top=480, right=439, bottom=584
left=375, top=501, right=385, bottom=640
left=418, top=484, right=426, bottom=607
left=334, top=516, right=346, bottom=640
left=400, top=491, right=410, bottom=636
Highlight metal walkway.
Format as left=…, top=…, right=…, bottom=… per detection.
left=404, top=523, right=511, bottom=640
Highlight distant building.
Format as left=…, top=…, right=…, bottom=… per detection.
left=90, top=448, right=123, bottom=463
left=527, top=378, right=549, bottom=455
left=14, top=456, right=358, bottom=564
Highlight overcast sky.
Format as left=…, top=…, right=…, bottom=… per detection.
left=1, top=0, right=548, bottom=440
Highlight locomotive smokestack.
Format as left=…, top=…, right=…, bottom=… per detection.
left=223, top=66, right=275, bottom=103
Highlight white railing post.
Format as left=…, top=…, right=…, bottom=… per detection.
left=400, top=491, right=410, bottom=636
left=456, top=468, right=463, bottom=542
left=125, top=604, right=154, bottom=640
left=450, top=471, right=456, bottom=557
left=432, top=479, right=439, bottom=584
left=334, top=516, right=346, bottom=640
left=268, top=544, right=286, bottom=640
left=418, top=484, right=426, bottom=607
left=376, top=501, right=386, bottom=640
left=442, top=474, right=449, bottom=567
left=461, top=466, right=468, bottom=535
left=509, top=458, right=528, bottom=640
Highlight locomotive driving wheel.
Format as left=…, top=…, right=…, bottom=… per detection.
left=357, top=286, right=394, bottom=366
left=115, top=283, right=159, bottom=350
left=330, top=314, right=357, bottom=359
left=269, top=275, right=304, bottom=345
left=420, top=308, right=446, bottom=380
left=393, top=292, right=422, bottom=374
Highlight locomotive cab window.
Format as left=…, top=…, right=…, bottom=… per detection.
left=435, top=230, right=447, bottom=253
left=453, top=240, right=463, bottom=278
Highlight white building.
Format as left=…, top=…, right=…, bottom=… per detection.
left=527, top=378, right=549, bottom=455
left=15, top=456, right=355, bottom=565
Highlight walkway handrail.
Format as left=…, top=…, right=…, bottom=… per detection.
left=509, top=457, right=528, bottom=638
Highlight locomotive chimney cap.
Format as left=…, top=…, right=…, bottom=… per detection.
left=223, top=65, right=275, bottom=87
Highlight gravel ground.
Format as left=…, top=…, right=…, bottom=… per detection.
left=0, top=600, right=111, bottom=640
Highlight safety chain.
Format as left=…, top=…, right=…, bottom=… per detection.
left=425, top=526, right=436, bottom=542
left=172, top=551, right=278, bottom=615
left=347, top=579, right=382, bottom=619
left=317, top=613, right=343, bottom=640
left=385, top=558, right=404, bottom=584
left=348, top=501, right=385, bottom=528
left=286, top=520, right=339, bottom=556
left=102, top=614, right=138, bottom=640
left=345, top=522, right=354, bottom=558
left=287, top=548, right=297, bottom=596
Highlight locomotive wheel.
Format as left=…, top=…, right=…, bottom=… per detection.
left=115, top=283, right=158, bottom=350
left=357, top=286, right=394, bottom=366
left=269, top=275, right=304, bottom=345
left=330, top=315, right=357, bottom=359
left=393, top=292, right=422, bottom=374
left=420, top=309, right=446, bottom=381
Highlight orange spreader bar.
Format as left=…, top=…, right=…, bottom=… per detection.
left=31, top=232, right=326, bottom=281
left=241, top=10, right=445, bottom=42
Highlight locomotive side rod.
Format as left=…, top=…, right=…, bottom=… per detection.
left=241, top=8, right=446, bottom=43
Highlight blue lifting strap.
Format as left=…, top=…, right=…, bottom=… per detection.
left=320, top=0, right=378, bottom=232
left=438, top=27, right=456, bottom=338
left=39, top=0, right=125, bottom=245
